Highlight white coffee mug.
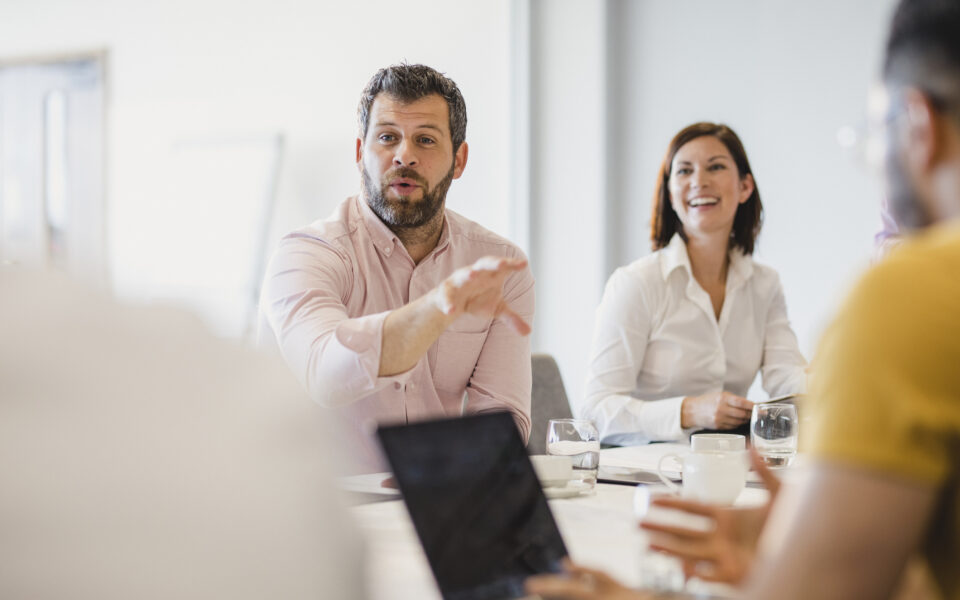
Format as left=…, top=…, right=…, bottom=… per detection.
left=690, top=433, right=746, bottom=453
left=656, top=451, right=747, bottom=505
left=530, top=454, right=573, bottom=487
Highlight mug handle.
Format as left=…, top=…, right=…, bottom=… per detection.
left=656, top=453, right=682, bottom=494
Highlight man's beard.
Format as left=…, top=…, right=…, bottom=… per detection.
left=885, top=140, right=933, bottom=230
left=362, top=163, right=455, bottom=229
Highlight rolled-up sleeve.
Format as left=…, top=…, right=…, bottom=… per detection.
left=464, top=257, right=535, bottom=442
left=260, top=234, right=412, bottom=407
left=580, top=269, right=692, bottom=443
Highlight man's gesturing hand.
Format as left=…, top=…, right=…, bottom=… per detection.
left=433, top=256, right=531, bottom=335
left=379, top=255, right=529, bottom=377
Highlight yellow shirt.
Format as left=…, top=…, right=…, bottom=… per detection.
left=805, top=222, right=960, bottom=598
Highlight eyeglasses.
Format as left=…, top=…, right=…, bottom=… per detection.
left=836, top=116, right=897, bottom=174
left=838, top=87, right=957, bottom=172
left=837, top=84, right=892, bottom=172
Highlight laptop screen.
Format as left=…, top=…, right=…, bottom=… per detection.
left=377, top=413, right=568, bottom=600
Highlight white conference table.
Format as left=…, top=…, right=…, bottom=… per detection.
left=347, top=443, right=770, bottom=600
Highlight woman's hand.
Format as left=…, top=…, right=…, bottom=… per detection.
left=680, top=391, right=753, bottom=429
left=525, top=560, right=651, bottom=600
left=639, top=449, right=781, bottom=584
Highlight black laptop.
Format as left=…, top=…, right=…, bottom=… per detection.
left=376, top=413, right=568, bottom=600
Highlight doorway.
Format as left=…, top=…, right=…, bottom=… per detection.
left=0, top=52, right=106, bottom=283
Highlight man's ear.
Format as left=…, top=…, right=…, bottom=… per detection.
left=355, top=138, right=363, bottom=171
left=902, top=88, right=940, bottom=175
left=452, top=142, right=469, bottom=179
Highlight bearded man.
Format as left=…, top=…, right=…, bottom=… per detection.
left=261, top=64, right=534, bottom=472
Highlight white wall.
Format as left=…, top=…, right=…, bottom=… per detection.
left=2, top=0, right=905, bottom=408
left=527, top=0, right=609, bottom=408
left=526, top=0, right=902, bottom=410
left=530, top=0, right=895, bottom=412
left=608, top=0, right=899, bottom=362
left=0, top=0, right=514, bottom=310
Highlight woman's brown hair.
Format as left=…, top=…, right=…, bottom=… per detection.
left=650, top=122, right=763, bottom=254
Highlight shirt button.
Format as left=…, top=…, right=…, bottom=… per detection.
left=384, top=247, right=392, bottom=255
left=394, top=382, right=402, bottom=390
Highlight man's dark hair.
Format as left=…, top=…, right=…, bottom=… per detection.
left=357, top=64, right=468, bottom=152
left=884, top=0, right=960, bottom=124
left=650, top=122, right=764, bottom=255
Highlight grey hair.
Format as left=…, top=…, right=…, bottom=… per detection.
left=357, top=64, right=468, bottom=151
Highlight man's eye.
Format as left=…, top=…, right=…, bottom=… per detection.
left=378, top=134, right=396, bottom=143
left=419, top=137, right=435, bottom=145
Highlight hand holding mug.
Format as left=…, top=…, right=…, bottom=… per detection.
left=641, top=449, right=782, bottom=584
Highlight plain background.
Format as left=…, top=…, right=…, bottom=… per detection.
left=0, top=0, right=899, bottom=406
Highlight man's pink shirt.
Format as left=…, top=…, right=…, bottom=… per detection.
left=261, top=196, right=534, bottom=471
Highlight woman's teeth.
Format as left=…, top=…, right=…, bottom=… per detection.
left=689, top=197, right=718, bottom=207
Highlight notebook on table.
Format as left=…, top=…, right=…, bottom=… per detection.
left=376, top=413, right=568, bottom=600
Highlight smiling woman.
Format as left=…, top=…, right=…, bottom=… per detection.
left=578, top=122, right=808, bottom=446
left=652, top=123, right=763, bottom=255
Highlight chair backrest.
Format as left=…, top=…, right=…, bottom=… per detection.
left=528, top=353, right=573, bottom=455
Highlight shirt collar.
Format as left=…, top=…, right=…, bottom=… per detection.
left=727, top=244, right=754, bottom=285
left=433, top=212, right=452, bottom=255
left=356, top=195, right=398, bottom=256
left=355, top=194, right=452, bottom=260
left=659, top=233, right=693, bottom=280
left=658, top=233, right=754, bottom=282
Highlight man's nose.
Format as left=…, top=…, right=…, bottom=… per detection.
left=393, top=139, right=418, bottom=167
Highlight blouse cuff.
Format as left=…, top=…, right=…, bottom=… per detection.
left=641, top=395, right=690, bottom=442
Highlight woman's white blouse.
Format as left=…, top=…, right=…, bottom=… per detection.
left=580, top=235, right=807, bottom=446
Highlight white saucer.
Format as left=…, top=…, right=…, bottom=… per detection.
left=543, top=480, right=593, bottom=499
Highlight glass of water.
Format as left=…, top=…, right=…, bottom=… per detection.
left=633, top=486, right=685, bottom=592
left=751, top=403, right=798, bottom=468
left=546, top=418, right=599, bottom=489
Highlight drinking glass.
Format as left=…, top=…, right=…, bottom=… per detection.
left=545, top=419, right=599, bottom=489
left=633, top=486, right=685, bottom=592
left=750, top=403, right=798, bottom=468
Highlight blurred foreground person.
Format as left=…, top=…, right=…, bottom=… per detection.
left=0, top=269, right=365, bottom=600
left=527, top=0, right=960, bottom=598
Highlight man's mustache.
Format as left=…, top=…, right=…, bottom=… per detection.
left=382, top=168, right=428, bottom=188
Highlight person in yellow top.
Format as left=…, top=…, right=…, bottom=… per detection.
left=525, top=0, right=960, bottom=598
left=799, top=220, right=960, bottom=595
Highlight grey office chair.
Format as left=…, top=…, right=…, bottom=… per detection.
left=528, top=353, right=574, bottom=455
